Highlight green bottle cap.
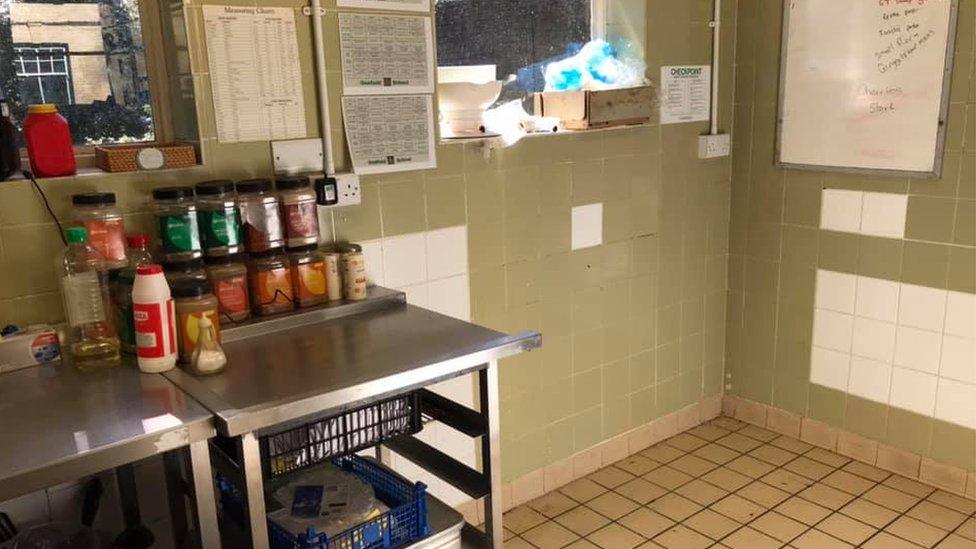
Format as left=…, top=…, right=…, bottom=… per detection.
left=65, top=226, right=88, bottom=243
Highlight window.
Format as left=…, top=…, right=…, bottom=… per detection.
left=14, top=43, right=73, bottom=105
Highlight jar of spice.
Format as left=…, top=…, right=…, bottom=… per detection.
left=172, top=280, right=220, bottom=364
left=152, top=186, right=202, bottom=262
left=236, top=178, right=284, bottom=253
left=247, top=249, right=294, bottom=316
left=71, top=192, right=127, bottom=270
left=196, top=180, right=242, bottom=257
left=162, top=258, right=207, bottom=287
left=205, top=255, right=251, bottom=323
left=288, top=246, right=328, bottom=308
left=276, top=176, right=319, bottom=248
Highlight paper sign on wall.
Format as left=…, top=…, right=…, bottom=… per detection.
left=342, top=95, right=436, bottom=174
left=336, top=0, right=430, bottom=12
left=338, top=13, right=435, bottom=95
left=660, top=65, right=711, bottom=125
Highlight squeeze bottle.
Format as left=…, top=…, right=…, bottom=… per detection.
left=132, top=264, right=177, bottom=373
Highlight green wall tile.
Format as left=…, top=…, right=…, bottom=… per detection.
left=954, top=199, right=975, bottom=246
left=819, top=231, right=859, bottom=274
left=856, top=235, right=903, bottom=281
left=929, top=420, right=976, bottom=470
left=807, top=385, right=846, bottom=425
left=380, top=179, right=426, bottom=236
left=901, top=241, right=950, bottom=288
left=885, top=407, right=933, bottom=456
left=844, top=396, right=888, bottom=440
left=424, top=175, right=466, bottom=230
left=905, top=196, right=956, bottom=243
left=948, top=246, right=976, bottom=293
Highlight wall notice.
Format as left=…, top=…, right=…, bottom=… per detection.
left=336, top=0, right=430, bottom=11
left=338, top=13, right=434, bottom=95
left=342, top=95, right=436, bottom=174
left=203, top=6, right=307, bottom=143
left=659, top=65, right=711, bottom=125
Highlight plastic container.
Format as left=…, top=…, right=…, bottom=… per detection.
left=152, top=186, right=202, bottom=262
left=132, top=263, right=177, bottom=373
left=277, top=176, right=319, bottom=248
left=112, top=234, right=154, bottom=353
left=23, top=104, right=75, bottom=178
left=205, top=255, right=251, bottom=323
left=58, top=226, right=120, bottom=371
left=172, top=280, right=220, bottom=364
left=71, top=192, right=127, bottom=270
left=0, top=96, right=21, bottom=181
left=196, top=180, right=243, bottom=257
left=288, top=246, right=328, bottom=308
left=341, top=252, right=367, bottom=301
left=237, top=178, right=284, bottom=253
left=162, top=258, right=207, bottom=287
left=247, top=249, right=294, bottom=316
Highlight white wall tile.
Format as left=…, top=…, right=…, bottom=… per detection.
left=398, top=282, right=429, bottom=308
left=859, top=192, right=908, bottom=239
left=428, top=274, right=471, bottom=322
left=893, top=326, right=943, bottom=374
left=898, top=284, right=947, bottom=332
left=889, top=367, right=938, bottom=416
left=816, top=270, right=857, bottom=314
left=0, top=491, right=49, bottom=527
left=852, top=317, right=896, bottom=363
left=360, top=239, right=385, bottom=286
left=425, top=226, right=468, bottom=280
left=429, top=374, right=475, bottom=408
left=945, top=291, right=976, bottom=340
left=813, top=309, right=854, bottom=352
left=810, top=346, right=851, bottom=391
left=939, top=335, right=976, bottom=384
left=571, top=203, right=603, bottom=251
left=855, top=276, right=900, bottom=322
left=934, top=378, right=976, bottom=429
left=848, top=356, right=892, bottom=403
left=820, top=189, right=863, bottom=233
left=382, top=232, right=428, bottom=287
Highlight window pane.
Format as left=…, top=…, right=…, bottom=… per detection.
left=2, top=0, right=156, bottom=146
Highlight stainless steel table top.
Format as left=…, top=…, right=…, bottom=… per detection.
left=164, top=298, right=541, bottom=437
left=0, top=364, right=214, bottom=501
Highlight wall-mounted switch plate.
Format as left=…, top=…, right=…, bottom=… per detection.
left=698, top=133, right=731, bottom=159
left=272, top=139, right=324, bottom=175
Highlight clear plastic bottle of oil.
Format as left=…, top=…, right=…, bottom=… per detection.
left=59, top=226, right=121, bottom=370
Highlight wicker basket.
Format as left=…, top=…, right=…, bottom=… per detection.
left=94, top=143, right=197, bottom=173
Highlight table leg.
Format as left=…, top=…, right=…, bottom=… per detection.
left=479, top=360, right=503, bottom=548
left=241, top=432, right=269, bottom=549
left=188, top=440, right=220, bottom=548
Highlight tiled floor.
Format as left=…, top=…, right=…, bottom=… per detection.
left=500, top=417, right=976, bottom=548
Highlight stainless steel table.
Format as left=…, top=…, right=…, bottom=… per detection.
left=164, top=287, right=541, bottom=548
left=0, top=363, right=220, bottom=547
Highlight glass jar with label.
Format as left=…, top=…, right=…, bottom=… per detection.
left=276, top=176, right=319, bottom=248
left=71, top=192, right=127, bottom=270
left=172, top=280, right=220, bottom=364
left=205, top=254, right=251, bottom=323
left=162, top=258, right=207, bottom=287
left=288, top=246, right=328, bottom=308
left=152, top=186, right=202, bottom=262
left=196, top=180, right=242, bottom=257
left=236, top=178, right=284, bottom=254
left=247, top=248, right=294, bottom=316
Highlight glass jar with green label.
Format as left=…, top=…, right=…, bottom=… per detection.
left=195, top=180, right=242, bottom=257
left=152, top=186, right=202, bottom=262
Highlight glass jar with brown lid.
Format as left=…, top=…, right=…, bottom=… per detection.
left=247, top=248, right=294, bottom=316
left=205, top=254, right=250, bottom=323
left=236, top=178, right=284, bottom=253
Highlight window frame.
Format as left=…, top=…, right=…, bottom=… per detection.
left=13, top=43, right=75, bottom=105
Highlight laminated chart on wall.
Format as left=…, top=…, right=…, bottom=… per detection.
left=336, top=0, right=430, bottom=12
left=659, top=65, right=710, bottom=125
left=342, top=95, right=436, bottom=174
left=338, top=13, right=435, bottom=95
left=203, top=6, right=307, bottom=143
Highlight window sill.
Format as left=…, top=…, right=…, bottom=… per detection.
left=7, top=164, right=206, bottom=183
left=438, top=122, right=654, bottom=146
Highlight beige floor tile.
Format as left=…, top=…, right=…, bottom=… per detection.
left=674, top=478, right=728, bottom=506
left=750, top=444, right=798, bottom=466
left=653, top=524, right=712, bottom=549
left=702, top=467, right=753, bottom=492
left=784, top=456, right=835, bottom=480
left=805, top=447, right=849, bottom=468
left=838, top=498, right=899, bottom=528
left=665, top=432, right=709, bottom=452
left=723, top=526, right=782, bottom=549
left=711, top=493, right=766, bottom=523
left=692, top=443, right=740, bottom=465
left=928, top=491, right=976, bottom=514
left=561, top=478, right=609, bottom=503
left=907, top=500, right=968, bottom=531
left=884, top=475, right=937, bottom=498
left=615, top=455, right=659, bottom=476
left=587, top=523, right=644, bottom=549
left=522, top=520, right=580, bottom=549
left=817, top=513, right=877, bottom=545
left=799, top=483, right=855, bottom=510
left=683, top=508, right=740, bottom=539
left=777, top=496, right=832, bottom=526
left=586, top=491, right=639, bottom=520
left=635, top=543, right=665, bottom=549
left=863, top=484, right=921, bottom=513
left=618, top=507, right=674, bottom=539
left=640, top=444, right=685, bottom=464
left=792, top=529, right=854, bottom=549
left=566, top=540, right=601, bottom=549
left=771, top=435, right=814, bottom=455
left=861, top=531, right=924, bottom=549
left=885, top=515, right=950, bottom=547
left=751, top=511, right=808, bottom=542
left=716, top=432, right=764, bottom=453
left=504, top=505, right=548, bottom=534
left=841, top=461, right=890, bottom=483
left=936, top=534, right=975, bottom=549
left=528, top=490, right=579, bottom=518
left=739, top=425, right=780, bottom=442
left=727, top=455, right=777, bottom=478
left=738, top=480, right=791, bottom=507
left=504, top=527, right=516, bottom=541
left=647, top=493, right=703, bottom=522
left=642, top=466, right=693, bottom=490
left=711, top=417, right=747, bottom=431
left=555, top=505, right=612, bottom=537
left=589, top=466, right=636, bottom=489
left=955, top=516, right=975, bottom=540
left=821, top=470, right=876, bottom=495
left=504, top=536, right=536, bottom=548
left=668, top=454, right=717, bottom=477
left=688, top=424, right=731, bottom=441
left=763, top=469, right=815, bottom=494
left=614, top=477, right=667, bottom=505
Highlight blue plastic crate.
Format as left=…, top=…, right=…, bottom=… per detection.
left=218, top=455, right=429, bottom=549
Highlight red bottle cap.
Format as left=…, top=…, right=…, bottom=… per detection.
left=127, top=234, right=151, bottom=249
left=136, top=264, right=163, bottom=276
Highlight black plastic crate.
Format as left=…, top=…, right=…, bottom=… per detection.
left=260, top=393, right=422, bottom=479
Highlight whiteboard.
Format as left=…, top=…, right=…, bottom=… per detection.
left=777, top=0, right=958, bottom=177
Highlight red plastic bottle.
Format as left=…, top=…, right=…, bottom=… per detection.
left=24, top=104, right=76, bottom=178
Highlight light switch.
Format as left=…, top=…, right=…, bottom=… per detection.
left=572, top=203, right=603, bottom=251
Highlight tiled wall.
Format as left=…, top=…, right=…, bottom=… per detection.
left=727, top=0, right=976, bottom=473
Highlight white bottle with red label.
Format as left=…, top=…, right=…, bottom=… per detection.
left=132, top=264, right=177, bottom=373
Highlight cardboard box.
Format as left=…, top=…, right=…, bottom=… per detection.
left=533, top=85, right=654, bottom=130
left=0, top=326, right=61, bottom=373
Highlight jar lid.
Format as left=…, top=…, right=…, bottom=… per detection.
left=196, top=179, right=236, bottom=196
left=72, top=192, right=116, bottom=206
left=287, top=244, right=318, bottom=254
left=126, top=234, right=150, bottom=249
left=152, top=186, right=195, bottom=200
left=162, top=258, right=205, bottom=271
left=136, top=264, right=163, bottom=276
left=336, top=242, right=363, bottom=253
left=275, top=176, right=311, bottom=191
left=251, top=247, right=285, bottom=258
left=204, top=253, right=243, bottom=266
left=27, top=104, right=57, bottom=114
left=171, top=280, right=213, bottom=298
left=235, top=178, right=272, bottom=193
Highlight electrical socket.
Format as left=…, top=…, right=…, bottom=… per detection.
left=335, top=173, right=361, bottom=206
left=698, top=133, right=731, bottom=159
